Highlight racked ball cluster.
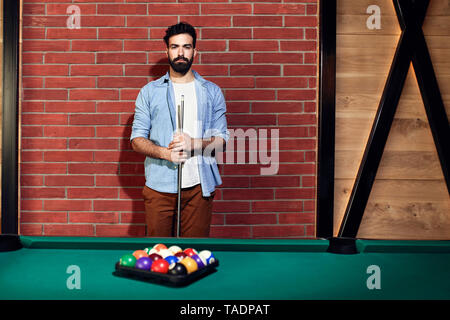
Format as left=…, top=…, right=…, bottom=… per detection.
left=119, top=243, right=216, bottom=275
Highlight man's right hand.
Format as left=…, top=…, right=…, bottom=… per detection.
left=131, top=137, right=188, bottom=165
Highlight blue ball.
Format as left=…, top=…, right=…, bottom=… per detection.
left=164, top=255, right=178, bottom=265
left=135, top=257, right=152, bottom=270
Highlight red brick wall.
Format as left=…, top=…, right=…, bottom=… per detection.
left=20, top=0, right=318, bottom=238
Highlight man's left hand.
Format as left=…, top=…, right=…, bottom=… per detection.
left=168, top=132, right=194, bottom=153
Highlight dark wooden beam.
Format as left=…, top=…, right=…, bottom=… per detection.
left=317, top=0, right=336, bottom=238
left=1, top=0, right=20, bottom=234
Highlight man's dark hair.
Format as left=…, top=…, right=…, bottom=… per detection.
left=163, top=22, right=197, bottom=48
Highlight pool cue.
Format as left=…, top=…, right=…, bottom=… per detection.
left=176, top=95, right=184, bottom=237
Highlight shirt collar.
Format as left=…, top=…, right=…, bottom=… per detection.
left=157, top=70, right=207, bottom=86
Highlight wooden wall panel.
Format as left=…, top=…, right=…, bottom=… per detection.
left=334, top=0, right=450, bottom=239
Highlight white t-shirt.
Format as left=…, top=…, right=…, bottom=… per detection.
left=173, top=81, right=201, bottom=188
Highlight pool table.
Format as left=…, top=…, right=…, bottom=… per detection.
left=1, top=235, right=449, bottom=300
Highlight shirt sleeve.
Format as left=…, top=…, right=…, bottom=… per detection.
left=205, top=85, right=230, bottom=142
left=130, top=86, right=151, bottom=142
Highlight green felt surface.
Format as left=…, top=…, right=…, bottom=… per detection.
left=1, top=236, right=449, bottom=300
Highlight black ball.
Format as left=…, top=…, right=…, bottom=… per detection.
left=168, top=263, right=188, bottom=276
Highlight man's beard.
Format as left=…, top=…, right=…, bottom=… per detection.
left=169, top=56, right=194, bottom=75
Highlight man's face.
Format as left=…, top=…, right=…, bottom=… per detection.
left=166, top=33, right=197, bottom=75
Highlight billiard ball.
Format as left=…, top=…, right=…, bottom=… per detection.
left=135, top=257, right=152, bottom=270
left=151, top=259, right=169, bottom=273
left=191, top=254, right=206, bottom=269
left=168, top=263, right=187, bottom=276
left=180, top=256, right=198, bottom=274
left=120, top=254, right=136, bottom=267
left=168, top=245, right=182, bottom=254
left=149, top=253, right=163, bottom=261
left=132, top=250, right=148, bottom=260
left=144, top=247, right=157, bottom=255
left=153, top=243, right=167, bottom=252
left=158, top=249, right=173, bottom=258
left=199, top=250, right=216, bottom=265
left=164, top=255, right=178, bottom=265
left=183, top=248, right=198, bottom=257
left=175, top=252, right=187, bottom=260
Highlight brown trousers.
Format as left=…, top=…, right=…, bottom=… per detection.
left=142, top=184, right=215, bottom=237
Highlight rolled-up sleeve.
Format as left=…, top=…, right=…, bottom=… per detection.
left=205, top=86, right=229, bottom=142
left=130, top=87, right=151, bottom=142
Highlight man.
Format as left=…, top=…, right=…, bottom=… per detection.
left=130, top=22, right=229, bottom=237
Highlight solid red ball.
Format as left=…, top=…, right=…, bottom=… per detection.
left=151, top=259, right=170, bottom=273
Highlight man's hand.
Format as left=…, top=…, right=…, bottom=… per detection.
left=167, top=148, right=188, bottom=164
left=132, top=133, right=225, bottom=165
left=167, top=132, right=193, bottom=164
left=131, top=136, right=187, bottom=164
left=168, top=132, right=195, bottom=152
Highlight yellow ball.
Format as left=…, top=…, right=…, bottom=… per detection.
left=180, top=256, right=198, bottom=274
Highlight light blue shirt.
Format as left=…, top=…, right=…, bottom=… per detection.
left=130, top=70, right=229, bottom=197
